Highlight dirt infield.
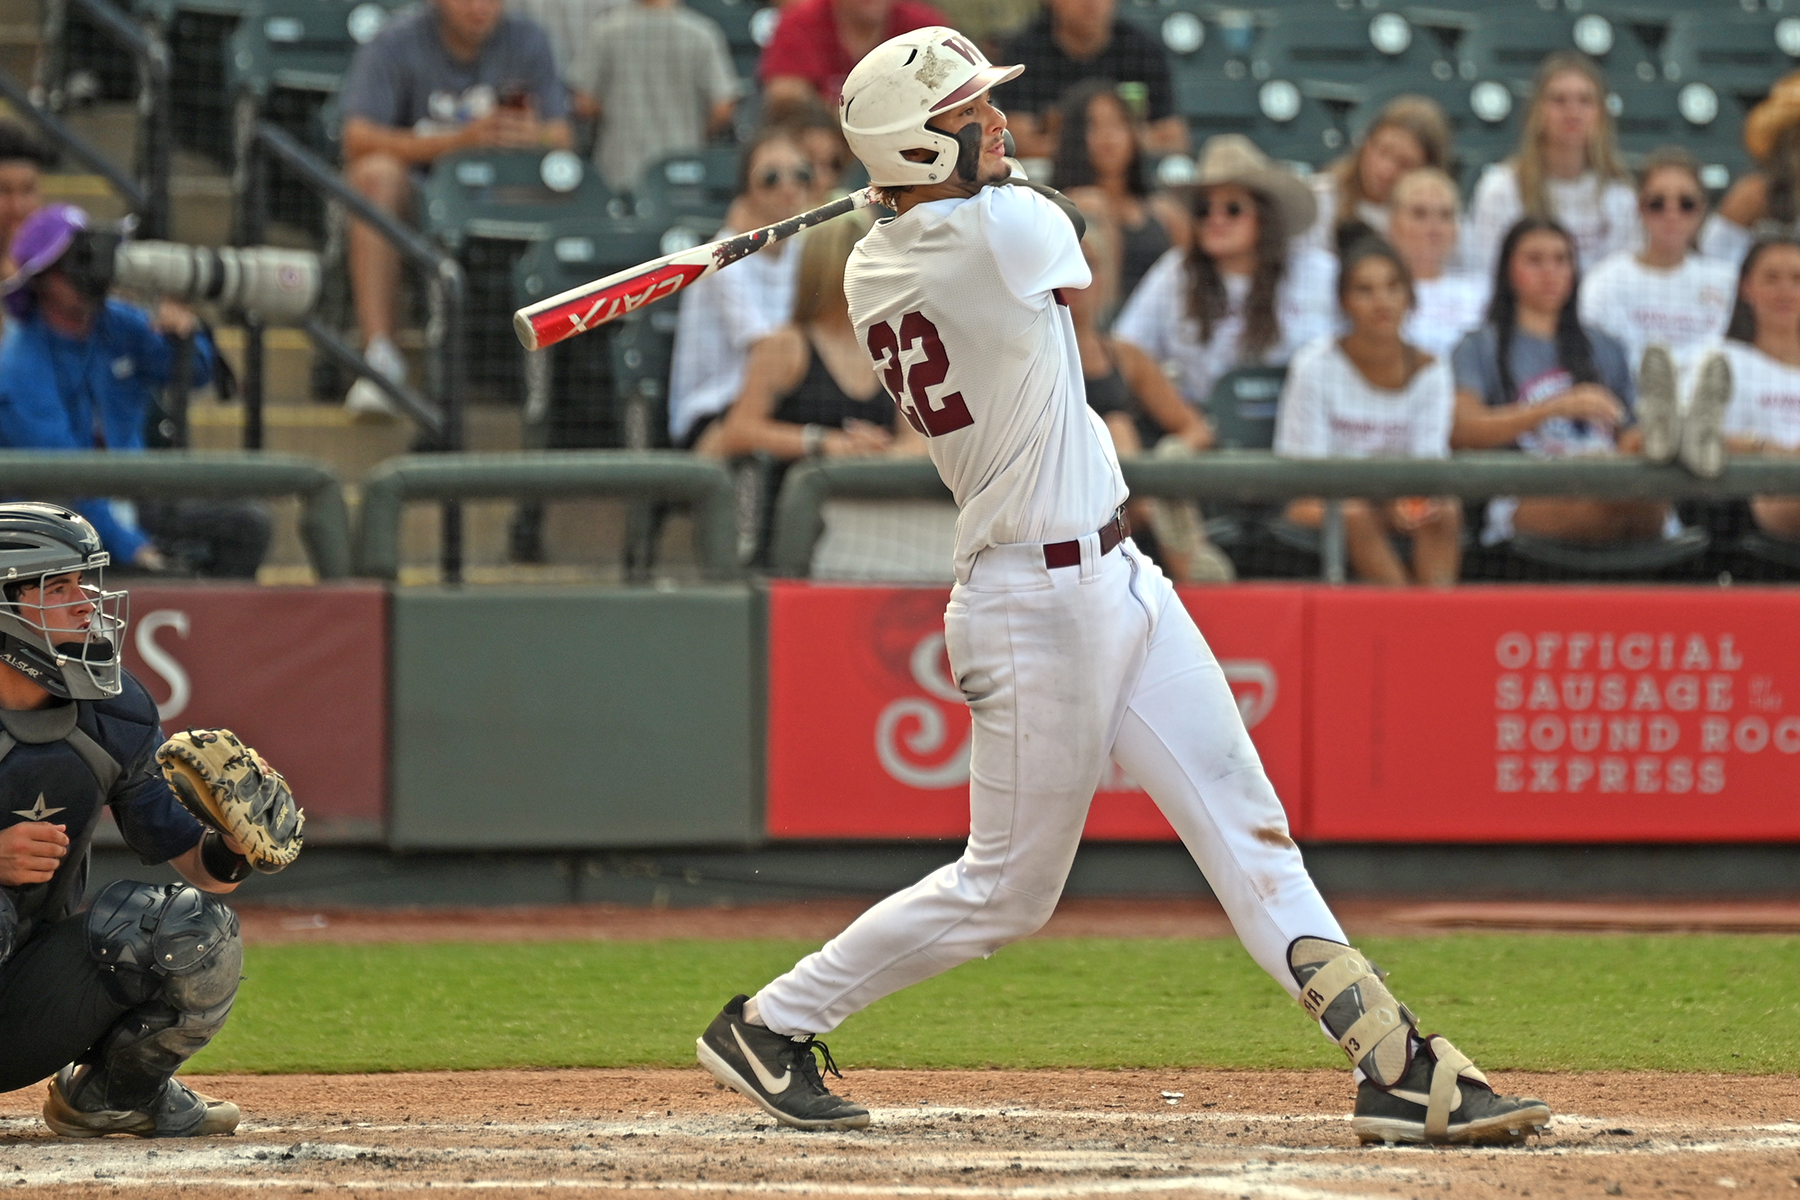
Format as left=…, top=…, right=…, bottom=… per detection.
left=231, top=897, right=1800, bottom=945
left=2, top=899, right=1789, bottom=1197
left=0, top=1068, right=1795, bottom=1199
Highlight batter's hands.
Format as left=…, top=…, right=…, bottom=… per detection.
left=0, top=822, right=67, bottom=886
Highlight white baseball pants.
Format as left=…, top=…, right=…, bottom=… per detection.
left=754, top=536, right=1347, bottom=1038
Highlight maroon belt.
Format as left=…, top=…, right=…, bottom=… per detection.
left=1043, top=508, right=1130, bottom=569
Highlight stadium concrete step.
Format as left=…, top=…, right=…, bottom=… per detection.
left=0, top=21, right=35, bottom=81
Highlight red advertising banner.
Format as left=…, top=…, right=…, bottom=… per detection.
left=766, top=582, right=1308, bottom=840
left=121, top=583, right=387, bottom=834
left=1307, top=587, right=1800, bottom=842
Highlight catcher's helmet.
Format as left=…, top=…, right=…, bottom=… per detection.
left=839, top=26, right=1022, bottom=188
left=0, top=502, right=128, bottom=699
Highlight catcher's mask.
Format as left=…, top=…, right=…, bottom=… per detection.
left=0, top=503, right=128, bottom=700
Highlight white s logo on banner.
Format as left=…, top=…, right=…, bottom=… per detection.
left=874, top=634, right=972, bottom=789
left=875, top=632, right=1279, bottom=789
left=135, top=609, right=191, bottom=721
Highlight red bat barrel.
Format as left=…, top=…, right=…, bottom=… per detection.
left=514, top=259, right=709, bottom=353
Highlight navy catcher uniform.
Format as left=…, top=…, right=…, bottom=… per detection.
left=0, top=503, right=253, bottom=1137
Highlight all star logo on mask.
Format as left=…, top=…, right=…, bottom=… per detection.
left=913, top=45, right=954, bottom=90
left=14, top=794, right=65, bottom=821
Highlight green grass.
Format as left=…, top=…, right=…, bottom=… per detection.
left=189, top=935, right=1800, bottom=1076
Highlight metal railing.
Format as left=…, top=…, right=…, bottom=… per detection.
left=235, top=121, right=470, bottom=577
left=0, top=451, right=352, bottom=577
left=769, top=452, right=1800, bottom=581
left=35, top=0, right=171, bottom=237
left=354, top=452, right=738, bottom=581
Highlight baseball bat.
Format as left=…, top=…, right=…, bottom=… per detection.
left=513, top=188, right=878, bottom=352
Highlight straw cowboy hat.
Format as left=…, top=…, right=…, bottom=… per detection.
left=1188, top=135, right=1317, bottom=238
left=1745, top=70, right=1800, bottom=163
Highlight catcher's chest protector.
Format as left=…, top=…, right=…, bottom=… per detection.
left=0, top=702, right=122, bottom=949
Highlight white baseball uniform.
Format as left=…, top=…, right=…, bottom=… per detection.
left=752, top=184, right=1347, bottom=1039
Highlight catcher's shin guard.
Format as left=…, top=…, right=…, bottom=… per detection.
left=65, top=882, right=242, bottom=1126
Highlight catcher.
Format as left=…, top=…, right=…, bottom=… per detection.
left=0, top=502, right=302, bottom=1137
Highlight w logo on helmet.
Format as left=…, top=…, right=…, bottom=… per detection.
left=940, top=34, right=979, bottom=64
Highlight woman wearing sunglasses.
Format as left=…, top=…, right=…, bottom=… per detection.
left=1111, top=134, right=1336, bottom=417
left=1579, top=148, right=1735, bottom=383
left=668, top=129, right=814, bottom=455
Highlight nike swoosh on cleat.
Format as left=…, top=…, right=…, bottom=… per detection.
left=731, top=1025, right=792, bottom=1094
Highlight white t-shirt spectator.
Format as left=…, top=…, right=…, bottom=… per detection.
left=1578, top=251, right=1736, bottom=377
left=668, top=231, right=801, bottom=444
left=1112, top=245, right=1338, bottom=405
left=1713, top=338, right=1800, bottom=449
left=1274, top=337, right=1454, bottom=459
left=1404, top=273, right=1489, bottom=360
left=1462, top=163, right=1638, bottom=281
left=1698, top=214, right=1754, bottom=269
left=1297, top=173, right=1387, bottom=255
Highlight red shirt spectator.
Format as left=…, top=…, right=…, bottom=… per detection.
left=758, top=0, right=946, bottom=112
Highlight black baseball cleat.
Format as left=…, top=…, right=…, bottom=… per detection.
left=44, top=1067, right=240, bottom=1138
left=1351, top=1034, right=1551, bottom=1146
left=696, top=995, right=870, bottom=1130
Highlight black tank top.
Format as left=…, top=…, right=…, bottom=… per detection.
left=1084, top=363, right=1133, bottom=417
left=1119, top=211, right=1172, bottom=304
left=772, top=335, right=894, bottom=432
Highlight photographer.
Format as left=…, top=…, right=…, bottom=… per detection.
left=0, top=206, right=270, bottom=577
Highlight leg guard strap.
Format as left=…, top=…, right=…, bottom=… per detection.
left=1289, top=937, right=1414, bottom=1087
left=1423, top=1034, right=1489, bottom=1139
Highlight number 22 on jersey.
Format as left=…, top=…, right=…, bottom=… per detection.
left=867, top=311, right=974, bottom=437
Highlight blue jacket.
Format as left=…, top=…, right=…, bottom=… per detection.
left=0, top=301, right=215, bottom=561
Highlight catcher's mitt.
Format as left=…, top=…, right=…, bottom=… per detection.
left=157, top=729, right=304, bottom=873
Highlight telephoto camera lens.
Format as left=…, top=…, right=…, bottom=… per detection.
left=109, top=242, right=321, bottom=324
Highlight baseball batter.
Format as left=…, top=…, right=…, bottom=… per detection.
left=699, top=28, right=1551, bottom=1147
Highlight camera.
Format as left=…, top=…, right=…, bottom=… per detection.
left=61, top=231, right=321, bottom=324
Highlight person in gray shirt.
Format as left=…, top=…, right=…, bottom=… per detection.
left=568, top=0, right=739, bottom=193
left=338, top=0, right=571, bottom=417
left=1450, top=216, right=1669, bottom=546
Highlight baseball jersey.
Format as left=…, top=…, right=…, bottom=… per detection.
left=1579, top=251, right=1735, bottom=375
left=1274, top=337, right=1453, bottom=460
left=846, top=184, right=1126, bottom=577
left=1710, top=338, right=1800, bottom=449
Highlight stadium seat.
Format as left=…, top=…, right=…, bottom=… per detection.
left=224, top=0, right=411, bottom=230
left=1503, top=526, right=1711, bottom=579
left=421, top=149, right=621, bottom=249
left=1204, top=366, right=1284, bottom=451
left=1121, top=3, right=1267, bottom=142
left=421, top=149, right=621, bottom=397
left=511, top=221, right=675, bottom=452
left=1461, top=9, right=1661, bottom=87
left=633, top=147, right=740, bottom=227
left=510, top=223, right=677, bottom=566
left=1663, top=10, right=1797, bottom=93
left=1253, top=8, right=1454, bottom=87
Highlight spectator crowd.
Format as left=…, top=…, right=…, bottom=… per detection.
left=8, top=0, right=1800, bottom=583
